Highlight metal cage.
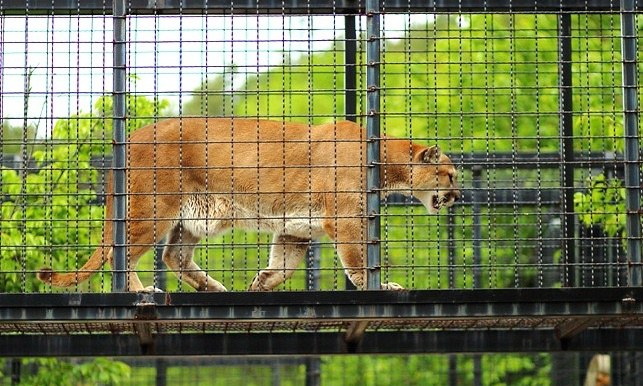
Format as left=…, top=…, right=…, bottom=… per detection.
left=0, top=0, right=642, bottom=362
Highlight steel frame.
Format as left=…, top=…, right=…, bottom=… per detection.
left=0, top=0, right=637, bottom=14
left=2, top=330, right=643, bottom=357
left=0, top=288, right=642, bottom=356
left=2, top=288, right=640, bottom=320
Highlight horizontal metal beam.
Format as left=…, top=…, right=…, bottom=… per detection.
left=1, top=289, right=640, bottom=355
left=451, top=152, right=625, bottom=170
left=125, top=357, right=309, bottom=366
left=3, top=152, right=624, bottom=172
left=0, top=0, right=632, bottom=15
left=1, top=329, right=642, bottom=357
left=0, top=288, right=640, bottom=321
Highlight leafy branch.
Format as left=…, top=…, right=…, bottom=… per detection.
left=574, top=174, right=627, bottom=239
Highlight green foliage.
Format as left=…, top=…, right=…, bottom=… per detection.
left=184, top=68, right=237, bottom=116
left=93, top=92, right=172, bottom=136
left=482, top=354, right=551, bottom=386
left=321, top=356, right=447, bottom=386
left=0, top=115, right=104, bottom=292
left=574, top=174, right=626, bottom=238
left=187, top=14, right=623, bottom=155
left=0, top=164, right=102, bottom=292
left=1, top=121, right=40, bottom=155
left=15, top=358, right=130, bottom=386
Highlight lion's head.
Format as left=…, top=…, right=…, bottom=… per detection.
left=409, top=145, right=461, bottom=214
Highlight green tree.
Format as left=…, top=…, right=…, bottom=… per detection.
left=12, top=358, right=131, bottom=386
left=574, top=174, right=627, bottom=239
left=1, top=121, right=40, bottom=155
left=184, top=68, right=237, bottom=116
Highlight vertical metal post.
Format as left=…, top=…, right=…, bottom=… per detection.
left=344, top=14, right=358, bottom=291
left=10, top=359, right=20, bottom=386
left=551, top=353, right=581, bottom=386
left=271, top=363, right=281, bottom=386
left=155, top=242, right=167, bottom=291
left=556, top=24, right=583, bottom=386
left=365, top=0, right=381, bottom=290
left=472, top=161, right=484, bottom=386
left=472, top=166, right=482, bottom=289
left=345, top=15, right=357, bottom=124
left=306, top=243, right=321, bottom=291
left=558, top=13, right=576, bottom=287
left=305, top=357, right=321, bottom=386
left=605, top=164, right=618, bottom=286
left=448, top=355, right=458, bottom=386
left=448, top=209, right=456, bottom=288
left=112, top=0, right=128, bottom=292
left=305, top=244, right=321, bottom=386
left=155, top=359, right=167, bottom=386
left=620, top=0, right=642, bottom=287
left=473, top=355, right=483, bottom=386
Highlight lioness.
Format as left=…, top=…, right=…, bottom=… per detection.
left=38, top=118, right=460, bottom=292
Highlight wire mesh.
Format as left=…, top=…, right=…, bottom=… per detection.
left=0, top=2, right=641, bottom=294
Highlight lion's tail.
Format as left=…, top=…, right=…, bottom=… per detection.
left=37, top=245, right=111, bottom=287
left=38, top=177, right=114, bottom=288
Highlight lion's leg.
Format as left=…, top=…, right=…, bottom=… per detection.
left=162, top=222, right=227, bottom=292
left=122, top=204, right=172, bottom=292
left=121, top=232, right=171, bottom=292
left=326, top=218, right=403, bottom=290
left=248, top=234, right=310, bottom=291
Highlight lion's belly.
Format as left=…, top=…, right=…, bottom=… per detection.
left=180, top=195, right=325, bottom=239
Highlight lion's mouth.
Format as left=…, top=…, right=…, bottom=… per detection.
left=432, top=195, right=442, bottom=211
left=432, top=194, right=454, bottom=211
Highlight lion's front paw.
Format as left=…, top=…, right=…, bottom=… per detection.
left=381, top=282, right=404, bottom=290
left=248, top=276, right=270, bottom=291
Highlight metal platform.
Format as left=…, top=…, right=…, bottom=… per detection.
left=1, top=288, right=641, bottom=356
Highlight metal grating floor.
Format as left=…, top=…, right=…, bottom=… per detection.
left=1, top=288, right=641, bottom=356
left=2, top=316, right=643, bottom=335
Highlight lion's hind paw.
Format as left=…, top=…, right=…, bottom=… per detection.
left=381, top=282, right=404, bottom=291
left=140, top=286, right=164, bottom=293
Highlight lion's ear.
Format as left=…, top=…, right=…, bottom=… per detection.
left=420, top=145, right=441, bottom=164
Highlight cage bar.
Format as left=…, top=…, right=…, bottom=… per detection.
left=620, top=0, right=642, bottom=287
left=112, top=0, right=128, bottom=292
left=558, top=13, right=575, bottom=287
left=1, top=0, right=640, bottom=14
left=366, top=0, right=381, bottom=290
left=344, top=15, right=357, bottom=124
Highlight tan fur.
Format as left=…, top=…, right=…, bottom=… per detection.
left=37, top=118, right=460, bottom=291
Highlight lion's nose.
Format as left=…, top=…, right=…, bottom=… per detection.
left=450, top=190, right=461, bottom=202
